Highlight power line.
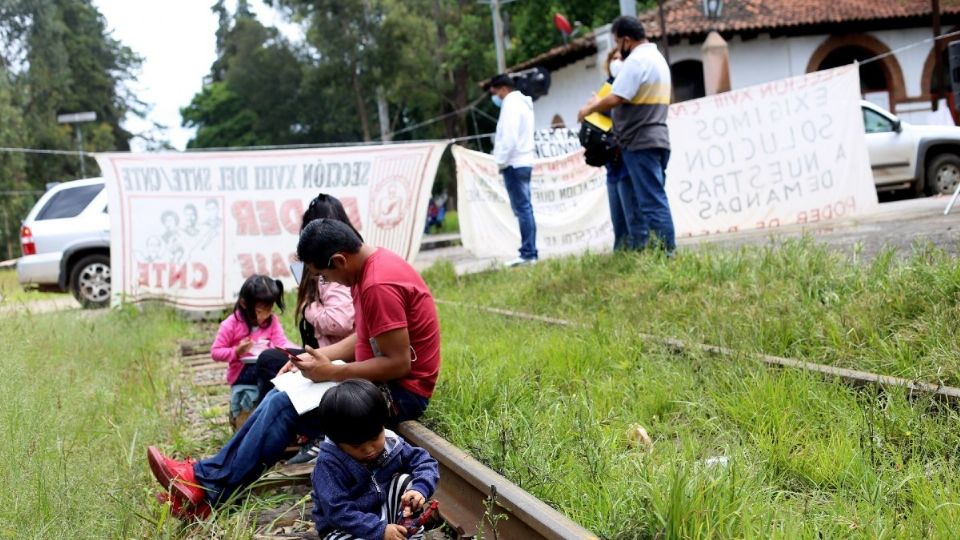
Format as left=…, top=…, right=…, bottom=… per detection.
left=0, top=147, right=88, bottom=156
left=377, top=94, right=490, bottom=141
left=859, top=28, right=960, bottom=66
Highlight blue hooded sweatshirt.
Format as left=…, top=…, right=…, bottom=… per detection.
left=310, top=429, right=439, bottom=539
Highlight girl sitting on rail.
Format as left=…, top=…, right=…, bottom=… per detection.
left=211, top=274, right=295, bottom=429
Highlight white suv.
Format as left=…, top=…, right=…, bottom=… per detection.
left=863, top=101, right=960, bottom=196
left=17, top=178, right=111, bottom=308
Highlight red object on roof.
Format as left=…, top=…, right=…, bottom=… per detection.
left=554, top=13, right=573, bottom=35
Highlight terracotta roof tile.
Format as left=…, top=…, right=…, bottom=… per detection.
left=640, top=0, right=960, bottom=38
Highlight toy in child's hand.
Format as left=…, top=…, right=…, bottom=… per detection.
left=396, top=500, right=440, bottom=538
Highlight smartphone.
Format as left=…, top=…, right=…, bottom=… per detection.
left=274, top=347, right=301, bottom=362
left=290, top=261, right=304, bottom=285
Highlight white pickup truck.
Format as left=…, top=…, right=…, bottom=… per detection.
left=863, top=100, right=960, bottom=196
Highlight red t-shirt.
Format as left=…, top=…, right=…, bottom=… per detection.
left=352, top=248, right=441, bottom=398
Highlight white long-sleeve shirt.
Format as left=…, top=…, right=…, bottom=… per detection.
left=493, top=90, right=536, bottom=169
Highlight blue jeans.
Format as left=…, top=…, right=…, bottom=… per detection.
left=605, top=158, right=647, bottom=251
left=502, top=166, right=538, bottom=260
left=194, top=384, right=428, bottom=505
left=620, top=147, right=675, bottom=252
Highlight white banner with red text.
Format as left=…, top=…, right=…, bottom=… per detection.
left=455, top=65, right=877, bottom=259
left=95, top=142, right=446, bottom=310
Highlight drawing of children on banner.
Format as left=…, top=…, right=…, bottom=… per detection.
left=130, top=197, right=224, bottom=298
left=198, top=198, right=223, bottom=250
left=182, top=203, right=200, bottom=237
left=160, top=210, right=185, bottom=264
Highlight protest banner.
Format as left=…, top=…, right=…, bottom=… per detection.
left=453, top=145, right=612, bottom=259
left=533, top=128, right=581, bottom=159
left=455, top=65, right=877, bottom=259
left=666, top=64, right=877, bottom=237
left=95, top=142, right=446, bottom=310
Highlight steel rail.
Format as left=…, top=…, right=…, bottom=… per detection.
left=175, top=340, right=599, bottom=539
left=397, top=421, right=598, bottom=540
left=435, top=300, right=960, bottom=403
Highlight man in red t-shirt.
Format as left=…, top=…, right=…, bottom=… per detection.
left=147, top=218, right=441, bottom=519
left=285, top=217, right=441, bottom=412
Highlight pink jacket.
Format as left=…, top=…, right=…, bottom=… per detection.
left=303, top=282, right=355, bottom=347
left=211, top=311, right=295, bottom=385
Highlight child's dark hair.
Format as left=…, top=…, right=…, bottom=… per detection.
left=233, top=274, right=285, bottom=328
left=318, top=379, right=388, bottom=446
left=296, top=194, right=362, bottom=331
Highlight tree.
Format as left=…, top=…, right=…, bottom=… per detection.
left=504, top=0, right=631, bottom=64
left=0, top=0, right=142, bottom=185
left=182, top=4, right=304, bottom=148
left=0, top=64, right=26, bottom=191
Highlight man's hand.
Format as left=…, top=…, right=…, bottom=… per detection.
left=291, top=345, right=338, bottom=382
left=235, top=337, right=253, bottom=357
left=577, top=93, right=600, bottom=123
left=384, top=523, right=407, bottom=540
left=401, top=490, right=426, bottom=511
left=278, top=360, right=297, bottom=374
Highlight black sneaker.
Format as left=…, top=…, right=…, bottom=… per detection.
left=286, top=437, right=322, bottom=465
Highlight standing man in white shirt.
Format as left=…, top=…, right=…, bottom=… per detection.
left=487, top=74, right=538, bottom=267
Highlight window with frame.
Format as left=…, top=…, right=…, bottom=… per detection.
left=862, top=108, right=894, bottom=134
left=36, top=184, right=104, bottom=220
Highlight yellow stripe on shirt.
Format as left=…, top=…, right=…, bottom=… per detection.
left=626, top=82, right=671, bottom=105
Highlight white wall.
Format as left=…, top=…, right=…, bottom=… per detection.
left=532, top=25, right=947, bottom=129
left=532, top=55, right=607, bottom=130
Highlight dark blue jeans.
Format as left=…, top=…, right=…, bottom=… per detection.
left=501, top=166, right=538, bottom=260
left=605, top=158, right=647, bottom=251
left=621, top=147, right=675, bottom=252
left=194, top=384, right=428, bottom=505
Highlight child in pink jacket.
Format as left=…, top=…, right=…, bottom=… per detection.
left=212, top=275, right=295, bottom=425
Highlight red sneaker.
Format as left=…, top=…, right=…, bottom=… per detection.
left=146, top=446, right=207, bottom=506
left=155, top=492, right=212, bottom=521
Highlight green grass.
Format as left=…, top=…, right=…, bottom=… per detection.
left=0, top=268, right=70, bottom=304
left=0, top=303, right=194, bottom=538
left=8, top=237, right=960, bottom=538
left=424, top=237, right=960, bottom=385
left=427, top=304, right=960, bottom=538
left=419, top=238, right=960, bottom=538
left=425, top=209, right=459, bottom=235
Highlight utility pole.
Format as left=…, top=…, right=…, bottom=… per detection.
left=479, top=0, right=515, bottom=74
left=657, top=0, right=670, bottom=65
left=932, top=0, right=944, bottom=111
left=56, top=111, right=97, bottom=178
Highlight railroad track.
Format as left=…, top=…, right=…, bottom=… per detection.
left=435, top=300, right=960, bottom=404
left=174, top=340, right=598, bottom=540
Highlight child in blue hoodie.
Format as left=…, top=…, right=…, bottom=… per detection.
left=311, top=379, right=439, bottom=540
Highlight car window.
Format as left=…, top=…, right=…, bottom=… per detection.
left=863, top=108, right=894, bottom=134
left=35, top=184, right=104, bottom=220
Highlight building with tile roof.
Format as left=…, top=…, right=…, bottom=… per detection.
left=504, top=0, right=960, bottom=130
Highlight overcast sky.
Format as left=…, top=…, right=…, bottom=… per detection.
left=92, top=1, right=300, bottom=152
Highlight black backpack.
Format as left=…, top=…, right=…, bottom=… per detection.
left=578, top=121, right=617, bottom=167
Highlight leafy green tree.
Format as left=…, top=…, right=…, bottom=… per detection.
left=181, top=82, right=259, bottom=148
left=0, top=0, right=142, bottom=185
left=504, top=0, right=646, bottom=64
left=183, top=3, right=304, bottom=148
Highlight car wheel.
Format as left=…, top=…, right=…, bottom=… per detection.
left=70, top=254, right=111, bottom=309
left=926, top=154, right=960, bottom=196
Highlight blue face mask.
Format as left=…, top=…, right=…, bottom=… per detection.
left=491, top=94, right=503, bottom=108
